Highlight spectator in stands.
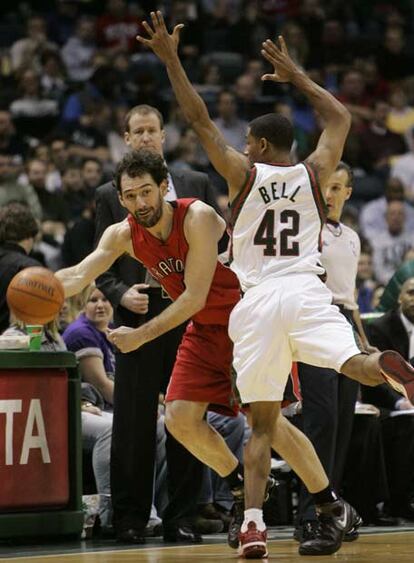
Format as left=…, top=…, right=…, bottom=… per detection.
left=359, top=100, right=406, bottom=174
left=9, top=69, right=59, bottom=140
left=0, top=202, right=40, bottom=333
left=376, top=25, right=414, bottom=83
left=67, top=102, right=111, bottom=163
left=62, top=16, right=97, bottom=83
left=369, top=200, right=414, bottom=285
left=82, top=158, right=104, bottom=194
left=61, top=160, right=89, bottom=223
left=39, top=50, right=67, bottom=103
left=0, top=154, right=41, bottom=219
left=391, top=129, right=414, bottom=202
left=96, top=0, right=141, bottom=53
left=356, top=250, right=378, bottom=313
left=336, top=69, right=373, bottom=129
left=387, top=88, right=414, bottom=142
left=359, top=177, right=414, bottom=241
left=213, top=90, right=247, bottom=153
left=10, top=14, right=58, bottom=73
left=26, top=158, right=68, bottom=236
left=0, top=110, right=28, bottom=161
left=63, top=285, right=115, bottom=406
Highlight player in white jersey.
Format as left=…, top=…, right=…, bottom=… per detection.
left=139, top=12, right=414, bottom=559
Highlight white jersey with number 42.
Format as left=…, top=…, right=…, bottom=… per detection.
left=229, top=162, right=326, bottom=292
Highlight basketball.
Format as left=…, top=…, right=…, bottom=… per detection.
left=6, top=267, right=65, bottom=325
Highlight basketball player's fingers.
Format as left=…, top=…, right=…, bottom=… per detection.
left=142, top=20, right=154, bottom=37
left=156, top=10, right=166, bottom=27
left=261, top=48, right=277, bottom=66
left=278, top=35, right=289, bottom=55
left=173, top=23, right=185, bottom=40
left=136, top=35, right=151, bottom=46
left=261, top=73, right=277, bottom=82
left=263, top=39, right=280, bottom=57
left=150, top=11, right=159, bottom=30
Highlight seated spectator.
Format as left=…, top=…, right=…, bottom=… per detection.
left=9, top=69, right=59, bottom=140
left=82, top=157, right=105, bottom=195
left=61, top=160, right=89, bottom=224
left=0, top=110, right=29, bottom=162
left=40, top=50, right=67, bottom=103
left=387, top=88, right=414, bottom=141
left=391, top=129, right=414, bottom=202
left=368, top=200, right=414, bottom=285
left=0, top=202, right=40, bottom=333
left=63, top=285, right=115, bottom=406
left=359, top=177, right=414, bottom=241
left=96, top=0, right=142, bottom=53
left=62, top=16, right=97, bottom=83
left=10, top=14, right=58, bottom=73
left=356, top=250, right=378, bottom=313
left=67, top=102, right=111, bottom=164
left=336, top=69, right=373, bottom=129
left=359, top=100, right=407, bottom=175
left=61, top=198, right=96, bottom=266
left=376, top=25, right=414, bottom=83
left=213, top=90, right=248, bottom=153
left=25, top=158, right=68, bottom=240
left=0, top=154, right=42, bottom=219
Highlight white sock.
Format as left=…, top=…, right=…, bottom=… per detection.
left=241, top=508, right=266, bottom=532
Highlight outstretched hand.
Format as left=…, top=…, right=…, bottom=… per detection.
left=137, top=10, right=183, bottom=64
left=261, top=36, right=300, bottom=83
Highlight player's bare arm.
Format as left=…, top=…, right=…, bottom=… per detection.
left=261, top=37, right=351, bottom=192
left=108, top=202, right=224, bottom=353
left=56, top=222, right=130, bottom=297
left=137, top=11, right=249, bottom=202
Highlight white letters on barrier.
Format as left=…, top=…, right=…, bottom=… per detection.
left=0, top=399, right=51, bottom=465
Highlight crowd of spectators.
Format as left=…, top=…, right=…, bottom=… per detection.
left=2, top=0, right=414, bottom=537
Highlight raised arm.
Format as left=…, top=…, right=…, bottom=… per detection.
left=108, top=202, right=225, bottom=353
left=261, top=37, right=351, bottom=191
left=137, top=11, right=249, bottom=201
left=56, top=223, right=128, bottom=298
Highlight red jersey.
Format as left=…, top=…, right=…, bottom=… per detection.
left=128, top=199, right=240, bottom=326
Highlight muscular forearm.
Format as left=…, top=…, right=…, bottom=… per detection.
left=134, top=290, right=205, bottom=344
left=165, top=55, right=210, bottom=128
left=56, top=265, right=94, bottom=298
left=291, top=70, right=350, bottom=126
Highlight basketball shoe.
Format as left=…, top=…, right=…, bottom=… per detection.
left=379, top=350, right=414, bottom=401
left=228, top=477, right=276, bottom=549
left=238, top=521, right=268, bottom=559
left=299, top=498, right=362, bottom=556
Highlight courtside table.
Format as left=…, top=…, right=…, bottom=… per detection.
left=0, top=351, right=83, bottom=539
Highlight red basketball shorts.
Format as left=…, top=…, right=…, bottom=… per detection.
left=165, top=321, right=239, bottom=416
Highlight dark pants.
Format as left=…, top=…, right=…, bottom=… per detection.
left=297, top=363, right=359, bottom=522
left=111, top=290, right=204, bottom=531
left=342, top=414, right=389, bottom=523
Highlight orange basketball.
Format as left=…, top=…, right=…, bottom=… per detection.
left=6, top=267, right=65, bottom=325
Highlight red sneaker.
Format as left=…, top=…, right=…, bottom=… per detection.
left=379, top=350, right=414, bottom=401
left=238, top=521, right=268, bottom=559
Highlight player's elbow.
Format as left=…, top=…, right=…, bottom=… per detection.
left=185, top=292, right=207, bottom=315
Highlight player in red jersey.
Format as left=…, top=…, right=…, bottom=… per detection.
left=56, top=149, right=255, bottom=547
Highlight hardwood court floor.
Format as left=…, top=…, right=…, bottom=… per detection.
left=3, top=530, right=414, bottom=563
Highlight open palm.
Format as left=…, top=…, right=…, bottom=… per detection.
left=137, top=10, right=183, bottom=64
left=261, top=36, right=300, bottom=83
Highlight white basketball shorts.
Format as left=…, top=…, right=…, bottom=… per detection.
left=228, top=273, right=361, bottom=403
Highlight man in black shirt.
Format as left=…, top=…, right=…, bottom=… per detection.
left=0, top=202, right=40, bottom=333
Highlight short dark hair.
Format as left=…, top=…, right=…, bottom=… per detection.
left=124, top=105, right=164, bottom=133
left=0, top=202, right=38, bottom=243
left=249, top=113, right=294, bottom=151
left=114, top=150, right=168, bottom=194
left=336, top=161, right=353, bottom=187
